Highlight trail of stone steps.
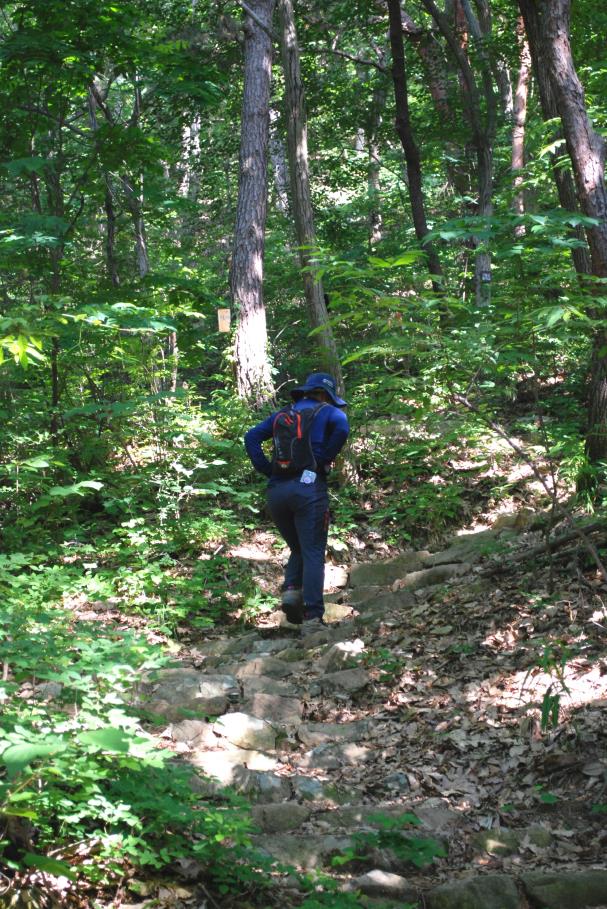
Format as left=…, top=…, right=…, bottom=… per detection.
left=138, top=532, right=607, bottom=909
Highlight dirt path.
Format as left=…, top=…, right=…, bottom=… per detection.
left=141, top=528, right=607, bottom=908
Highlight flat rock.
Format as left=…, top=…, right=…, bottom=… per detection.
left=297, top=720, right=370, bottom=748
left=236, top=657, right=295, bottom=679
left=198, top=634, right=259, bottom=657
left=320, top=668, right=369, bottom=694
left=350, top=552, right=429, bottom=587
left=291, top=775, right=352, bottom=805
left=213, top=712, right=276, bottom=751
left=169, top=719, right=217, bottom=746
left=252, top=802, right=312, bottom=833
left=348, top=869, right=417, bottom=901
left=426, top=874, right=520, bottom=909
left=141, top=670, right=239, bottom=719
left=318, top=639, right=365, bottom=672
left=256, top=833, right=353, bottom=870
left=317, top=804, right=421, bottom=830
left=191, top=748, right=278, bottom=784
left=393, top=563, right=469, bottom=591
left=472, top=826, right=553, bottom=856
left=324, top=602, right=353, bottom=622
left=521, top=871, right=607, bottom=908
left=353, top=590, right=415, bottom=624
left=415, top=798, right=462, bottom=832
left=298, top=742, right=372, bottom=770
left=349, top=586, right=385, bottom=606
left=241, top=674, right=299, bottom=698
left=325, top=564, right=349, bottom=588
left=235, top=769, right=292, bottom=802
left=250, top=638, right=300, bottom=655
left=243, top=692, right=303, bottom=728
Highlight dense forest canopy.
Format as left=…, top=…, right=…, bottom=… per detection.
left=1, top=0, right=607, bottom=904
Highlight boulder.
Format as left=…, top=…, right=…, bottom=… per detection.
left=297, top=720, right=369, bottom=748
left=213, top=712, right=277, bottom=751
left=350, top=552, right=428, bottom=588
left=320, top=668, right=369, bottom=694
left=521, top=871, right=607, bottom=908
left=472, top=827, right=553, bottom=857
left=241, top=675, right=299, bottom=698
left=191, top=748, right=278, bottom=784
left=255, top=833, right=353, bottom=870
left=236, top=658, right=294, bottom=679
left=426, top=874, right=520, bottom=909
left=298, top=742, right=372, bottom=770
left=243, top=692, right=303, bottom=729
left=252, top=802, right=312, bottom=834
left=318, top=639, right=365, bottom=672
left=236, top=769, right=292, bottom=802
left=348, top=869, right=417, bottom=901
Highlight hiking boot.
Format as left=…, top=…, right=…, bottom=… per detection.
left=281, top=587, right=304, bottom=624
left=300, top=616, right=326, bottom=638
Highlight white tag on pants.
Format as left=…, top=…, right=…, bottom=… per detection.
left=300, top=470, right=317, bottom=484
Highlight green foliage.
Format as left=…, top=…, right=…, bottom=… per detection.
left=0, top=553, right=267, bottom=888
left=331, top=813, right=446, bottom=871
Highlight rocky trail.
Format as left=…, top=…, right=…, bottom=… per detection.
left=139, top=526, right=607, bottom=909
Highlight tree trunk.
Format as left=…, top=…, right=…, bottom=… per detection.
left=518, top=0, right=591, bottom=276
left=386, top=0, right=442, bottom=288
left=87, top=89, right=120, bottom=286
left=269, top=107, right=290, bottom=215
left=121, top=174, right=150, bottom=278
left=366, top=76, right=386, bottom=248
left=278, top=0, right=344, bottom=391
left=420, top=0, right=495, bottom=305
left=520, top=0, right=607, bottom=465
left=511, top=18, right=531, bottom=235
left=231, top=0, right=276, bottom=406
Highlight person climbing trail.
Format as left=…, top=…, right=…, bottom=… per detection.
left=244, top=372, right=349, bottom=635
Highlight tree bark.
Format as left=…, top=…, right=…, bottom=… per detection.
left=511, top=18, right=531, bottom=235
left=517, top=0, right=591, bottom=276
left=231, top=0, right=276, bottom=406
left=366, top=74, right=386, bottom=248
left=278, top=0, right=344, bottom=391
left=386, top=0, right=442, bottom=288
left=519, top=0, right=607, bottom=465
left=87, top=88, right=120, bottom=286
left=420, top=0, right=495, bottom=304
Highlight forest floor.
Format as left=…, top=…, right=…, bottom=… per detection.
left=134, top=486, right=607, bottom=908
left=6, top=414, right=607, bottom=909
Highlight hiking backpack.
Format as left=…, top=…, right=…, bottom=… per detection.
left=271, top=403, right=327, bottom=477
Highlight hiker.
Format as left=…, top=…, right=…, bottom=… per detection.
left=244, top=372, right=350, bottom=635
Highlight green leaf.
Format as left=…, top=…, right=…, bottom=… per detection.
left=23, top=852, right=77, bottom=881
left=79, top=728, right=132, bottom=753
left=1, top=741, right=67, bottom=777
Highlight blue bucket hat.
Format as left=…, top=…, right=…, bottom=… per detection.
left=291, top=372, right=346, bottom=407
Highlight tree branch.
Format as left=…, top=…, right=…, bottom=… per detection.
left=238, top=0, right=275, bottom=40
left=328, top=46, right=387, bottom=73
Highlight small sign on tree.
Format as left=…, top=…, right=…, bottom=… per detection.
left=217, top=308, right=231, bottom=332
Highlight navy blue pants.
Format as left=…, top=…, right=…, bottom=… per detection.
left=266, top=478, right=329, bottom=620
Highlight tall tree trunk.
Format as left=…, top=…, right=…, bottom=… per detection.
left=278, top=0, right=344, bottom=391
left=231, top=0, right=276, bottom=406
left=420, top=0, right=495, bottom=304
left=87, top=88, right=120, bottom=286
left=519, top=0, right=607, bottom=465
left=518, top=0, right=591, bottom=276
left=366, top=76, right=386, bottom=248
left=386, top=0, right=442, bottom=288
left=121, top=175, right=149, bottom=278
left=269, top=107, right=290, bottom=215
left=511, top=18, right=531, bottom=235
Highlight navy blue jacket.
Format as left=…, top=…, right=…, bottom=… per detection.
left=244, top=398, right=350, bottom=481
